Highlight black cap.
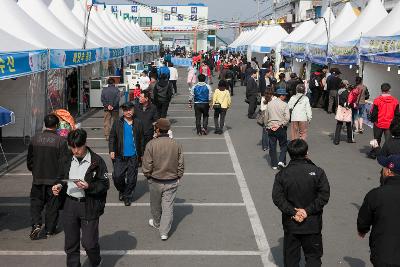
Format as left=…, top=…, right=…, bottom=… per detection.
left=120, top=102, right=134, bottom=110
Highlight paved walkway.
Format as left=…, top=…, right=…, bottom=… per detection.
left=0, top=68, right=379, bottom=266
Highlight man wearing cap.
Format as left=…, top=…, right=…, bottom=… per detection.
left=264, top=88, right=290, bottom=170
left=142, top=118, right=184, bottom=241
left=109, top=102, right=144, bottom=206
left=357, top=154, right=400, bottom=267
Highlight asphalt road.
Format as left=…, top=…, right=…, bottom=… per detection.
left=0, top=68, right=379, bottom=266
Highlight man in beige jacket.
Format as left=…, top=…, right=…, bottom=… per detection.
left=142, top=118, right=184, bottom=240
left=264, top=88, right=290, bottom=170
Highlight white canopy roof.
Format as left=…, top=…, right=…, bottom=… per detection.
left=283, top=21, right=315, bottom=43
left=49, top=0, right=113, bottom=48
left=331, top=0, right=387, bottom=44
left=251, top=25, right=288, bottom=52
left=364, top=0, right=400, bottom=37
left=297, top=7, right=335, bottom=44
left=310, top=3, right=357, bottom=45
left=0, top=29, right=40, bottom=52
left=229, top=30, right=252, bottom=48
left=97, top=8, right=133, bottom=45
left=0, top=0, right=74, bottom=49
left=130, top=22, right=156, bottom=45
left=72, top=1, right=124, bottom=47
left=18, top=0, right=98, bottom=49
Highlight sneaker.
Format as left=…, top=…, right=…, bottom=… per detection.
left=161, top=234, right=168, bottom=241
left=201, top=128, right=208, bottom=135
left=29, top=224, right=42, bottom=240
left=148, top=219, right=159, bottom=230
left=124, top=199, right=131, bottom=206
left=278, top=162, right=286, bottom=169
left=272, top=166, right=278, bottom=170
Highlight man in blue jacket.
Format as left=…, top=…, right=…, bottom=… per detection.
left=189, top=74, right=213, bottom=135
left=158, top=61, right=170, bottom=80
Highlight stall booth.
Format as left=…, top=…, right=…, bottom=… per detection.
left=329, top=0, right=388, bottom=83
left=360, top=0, right=400, bottom=100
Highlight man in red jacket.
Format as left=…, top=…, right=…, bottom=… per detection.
left=369, top=83, right=399, bottom=158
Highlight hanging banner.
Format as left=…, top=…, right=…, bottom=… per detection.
left=171, top=57, right=192, bottom=67
left=0, top=50, right=48, bottom=80
left=329, top=40, right=359, bottom=65
left=360, top=35, right=400, bottom=65
left=103, top=48, right=125, bottom=61
left=307, top=44, right=328, bottom=65
left=290, top=43, right=307, bottom=59
left=251, top=45, right=271, bottom=53
left=281, top=42, right=291, bottom=57
left=50, top=48, right=101, bottom=69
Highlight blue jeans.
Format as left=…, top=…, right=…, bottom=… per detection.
left=262, top=127, right=269, bottom=150
left=268, top=127, right=288, bottom=167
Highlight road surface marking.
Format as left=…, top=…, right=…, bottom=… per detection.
left=0, top=250, right=261, bottom=256
left=0, top=202, right=245, bottom=207
left=224, top=131, right=275, bottom=266
left=2, top=172, right=236, bottom=176
left=95, top=152, right=229, bottom=155
left=86, top=137, right=224, bottom=140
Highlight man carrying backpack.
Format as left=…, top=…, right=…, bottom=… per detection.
left=189, top=74, right=213, bottom=135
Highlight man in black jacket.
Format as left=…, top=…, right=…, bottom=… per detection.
left=153, top=74, right=173, bottom=118
left=272, top=139, right=330, bottom=267
left=109, top=102, right=144, bottom=206
left=246, top=70, right=259, bottom=119
left=52, top=129, right=109, bottom=267
left=27, top=114, right=68, bottom=240
left=134, top=90, right=159, bottom=148
left=358, top=154, right=400, bottom=267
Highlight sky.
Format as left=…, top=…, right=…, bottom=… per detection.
left=43, top=0, right=264, bottom=42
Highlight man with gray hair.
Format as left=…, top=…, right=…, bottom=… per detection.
left=288, top=84, right=312, bottom=140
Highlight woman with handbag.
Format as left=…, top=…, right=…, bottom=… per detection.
left=260, top=89, right=275, bottom=150
left=333, top=81, right=355, bottom=145
left=348, top=76, right=368, bottom=134
left=212, top=80, right=232, bottom=134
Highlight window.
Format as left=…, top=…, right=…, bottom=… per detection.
left=138, top=17, right=152, bottom=27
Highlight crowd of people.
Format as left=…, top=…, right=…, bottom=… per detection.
left=24, top=49, right=400, bottom=267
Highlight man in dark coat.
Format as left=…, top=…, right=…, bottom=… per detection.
left=357, top=154, right=400, bottom=267
left=246, top=69, right=259, bottom=119
left=272, top=139, right=330, bottom=267
left=134, top=90, right=159, bottom=148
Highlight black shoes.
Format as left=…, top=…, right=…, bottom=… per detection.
left=214, top=129, right=223, bottom=135
left=30, top=224, right=42, bottom=240
left=124, top=199, right=131, bottom=206
left=119, top=192, right=124, bottom=202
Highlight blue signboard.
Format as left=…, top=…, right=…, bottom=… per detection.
left=131, top=6, right=137, bottom=13
left=360, top=35, right=400, bottom=65
left=50, top=49, right=101, bottom=69
left=164, top=14, right=171, bottom=21
left=307, top=44, right=328, bottom=65
left=0, top=50, right=48, bottom=80
left=191, top=7, right=197, bottom=14
left=171, top=57, right=193, bottom=67
left=171, top=7, right=177, bottom=14
left=329, top=40, right=359, bottom=65
left=177, top=14, right=184, bottom=21
left=108, top=48, right=125, bottom=60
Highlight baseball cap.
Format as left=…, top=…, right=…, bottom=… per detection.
left=276, top=88, right=288, bottom=95
left=155, top=118, right=171, bottom=131
left=378, top=154, right=400, bottom=174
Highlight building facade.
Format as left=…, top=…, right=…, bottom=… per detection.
left=105, top=3, right=209, bottom=52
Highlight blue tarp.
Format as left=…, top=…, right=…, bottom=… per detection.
left=171, top=57, right=192, bottom=67
left=0, top=106, right=15, bottom=127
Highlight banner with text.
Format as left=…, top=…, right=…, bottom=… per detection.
left=0, top=50, right=48, bottom=80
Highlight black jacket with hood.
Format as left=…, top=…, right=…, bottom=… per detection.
left=153, top=78, right=173, bottom=104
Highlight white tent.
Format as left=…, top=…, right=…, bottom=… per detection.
left=0, top=29, right=40, bottom=52
left=329, top=0, right=387, bottom=64
left=18, top=0, right=98, bottom=49
left=250, top=25, right=288, bottom=53
left=48, top=0, right=113, bottom=48
left=362, top=1, right=400, bottom=100
left=298, top=7, right=335, bottom=45
left=283, top=20, right=315, bottom=44
left=72, top=1, right=124, bottom=47
left=0, top=0, right=74, bottom=49
left=131, top=23, right=157, bottom=45
left=229, top=31, right=248, bottom=50
left=97, top=8, right=134, bottom=45
left=238, top=27, right=266, bottom=51
left=230, top=28, right=257, bottom=50
left=310, top=3, right=356, bottom=46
